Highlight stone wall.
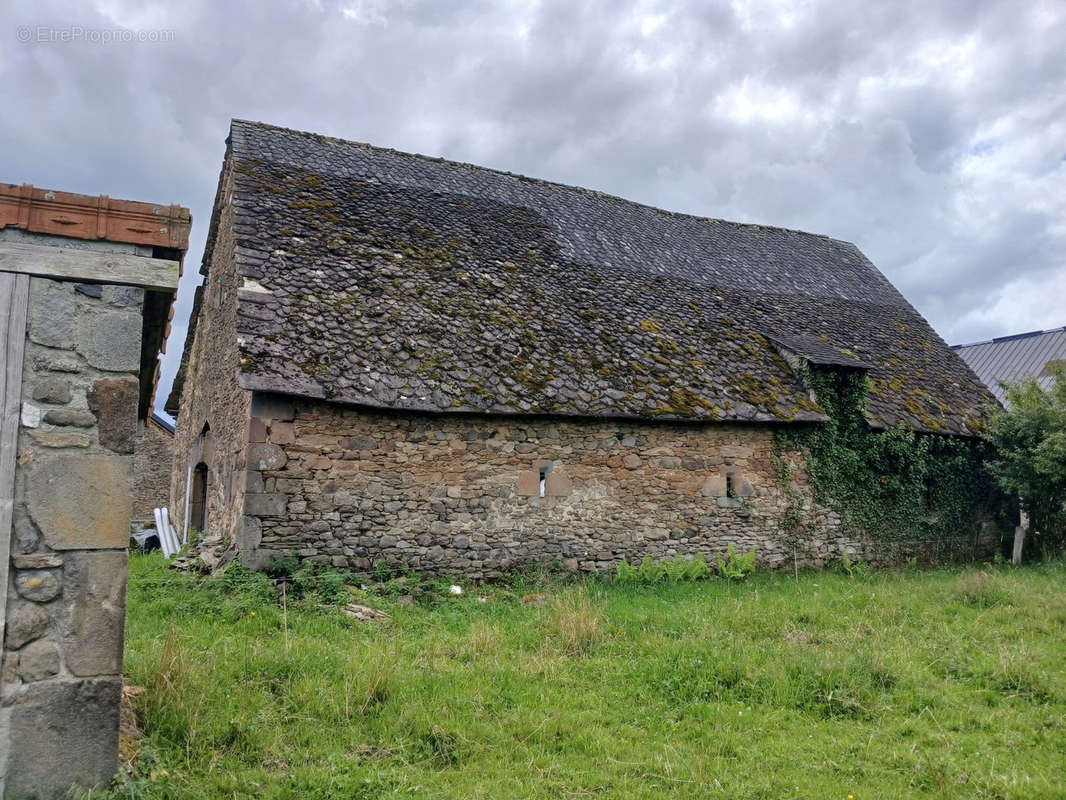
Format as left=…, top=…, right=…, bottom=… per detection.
left=2, top=275, right=143, bottom=797
left=170, top=168, right=252, bottom=545
left=132, top=418, right=175, bottom=523
left=240, top=395, right=989, bottom=578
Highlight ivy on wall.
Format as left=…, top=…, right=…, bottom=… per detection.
left=774, top=366, right=1008, bottom=549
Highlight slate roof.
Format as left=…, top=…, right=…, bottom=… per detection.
left=170, top=119, right=994, bottom=434
left=953, top=327, right=1066, bottom=405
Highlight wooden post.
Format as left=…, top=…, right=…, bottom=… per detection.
left=0, top=271, right=30, bottom=651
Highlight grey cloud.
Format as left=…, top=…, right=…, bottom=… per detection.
left=0, top=0, right=1063, bottom=420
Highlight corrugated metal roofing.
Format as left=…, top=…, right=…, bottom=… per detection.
left=952, top=326, right=1066, bottom=404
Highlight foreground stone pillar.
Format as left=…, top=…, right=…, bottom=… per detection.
left=0, top=184, right=188, bottom=799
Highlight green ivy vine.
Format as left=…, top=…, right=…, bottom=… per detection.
left=774, top=366, right=1008, bottom=550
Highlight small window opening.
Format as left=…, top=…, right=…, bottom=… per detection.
left=538, top=462, right=554, bottom=498
left=726, top=472, right=735, bottom=497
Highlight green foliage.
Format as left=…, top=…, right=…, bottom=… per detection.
left=777, top=366, right=1008, bottom=548
left=715, top=543, right=756, bottom=580
left=615, top=553, right=711, bottom=584
left=834, top=553, right=872, bottom=578
left=986, top=366, right=1066, bottom=554
left=118, top=552, right=1066, bottom=799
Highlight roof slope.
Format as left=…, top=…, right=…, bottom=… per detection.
left=181, top=119, right=993, bottom=433
left=953, top=327, right=1066, bottom=404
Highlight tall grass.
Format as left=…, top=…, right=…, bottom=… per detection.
left=546, top=587, right=603, bottom=655
left=115, top=554, right=1066, bottom=799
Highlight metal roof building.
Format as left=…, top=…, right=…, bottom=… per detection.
left=952, top=327, right=1066, bottom=405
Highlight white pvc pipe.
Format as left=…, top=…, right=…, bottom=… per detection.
left=153, top=507, right=173, bottom=557
left=167, top=509, right=180, bottom=554
left=182, top=464, right=192, bottom=547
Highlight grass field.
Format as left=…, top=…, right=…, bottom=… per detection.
left=107, top=554, right=1066, bottom=799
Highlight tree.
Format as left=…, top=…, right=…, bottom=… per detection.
left=986, top=364, right=1066, bottom=557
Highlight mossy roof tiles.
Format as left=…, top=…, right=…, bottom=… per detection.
left=175, top=119, right=994, bottom=434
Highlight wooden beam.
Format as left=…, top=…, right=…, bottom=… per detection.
left=0, top=271, right=29, bottom=656
left=0, top=241, right=179, bottom=290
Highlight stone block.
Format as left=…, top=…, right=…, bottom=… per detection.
left=274, top=477, right=302, bottom=493
left=4, top=677, right=122, bottom=798
left=545, top=472, right=572, bottom=497
left=623, top=454, right=642, bottom=469
left=21, top=402, right=42, bottom=427
left=340, top=434, right=376, bottom=451
left=61, top=550, right=128, bottom=677
left=28, top=279, right=76, bottom=348
left=87, top=377, right=139, bottom=454
left=26, top=454, right=132, bottom=549
left=103, top=285, right=144, bottom=307
left=248, top=442, right=287, bottom=470
left=244, top=493, right=288, bottom=516
left=516, top=469, right=540, bottom=496
left=250, top=394, right=295, bottom=421
left=270, top=422, right=296, bottom=444
left=29, top=430, right=91, bottom=448
left=77, top=311, right=142, bottom=371
left=76, top=283, right=103, bottom=298
left=44, top=408, right=97, bottom=427
left=14, top=515, right=41, bottom=553
left=6, top=602, right=51, bottom=649
left=15, top=570, right=62, bottom=602
left=245, top=470, right=264, bottom=493
left=701, top=475, right=727, bottom=497
left=32, top=377, right=72, bottom=404
left=33, top=354, right=82, bottom=373
left=236, top=518, right=264, bottom=569
left=18, top=640, right=61, bottom=681
left=3, top=652, right=18, bottom=683
left=12, top=552, right=64, bottom=569
left=248, top=417, right=268, bottom=443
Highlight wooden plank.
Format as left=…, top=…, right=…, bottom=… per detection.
left=0, top=241, right=178, bottom=290
left=0, top=271, right=30, bottom=655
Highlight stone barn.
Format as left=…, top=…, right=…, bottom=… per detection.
left=166, top=120, right=1001, bottom=577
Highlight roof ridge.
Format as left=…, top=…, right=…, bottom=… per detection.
left=229, top=118, right=849, bottom=245
left=952, top=325, right=1066, bottom=350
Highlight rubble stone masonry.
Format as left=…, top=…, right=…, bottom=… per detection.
left=132, top=419, right=175, bottom=522
left=239, top=395, right=991, bottom=578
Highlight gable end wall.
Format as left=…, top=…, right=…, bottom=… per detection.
left=170, top=165, right=252, bottom=545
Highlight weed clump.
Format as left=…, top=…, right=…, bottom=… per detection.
left=547, top=588, right=603, bottom=656
left=954, top=570, right=1010, bottom=608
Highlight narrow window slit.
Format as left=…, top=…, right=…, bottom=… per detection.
left=539, top=466, right=548, bottom=498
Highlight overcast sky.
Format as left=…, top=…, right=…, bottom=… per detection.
left=2, top=0, right=1064, bottom=417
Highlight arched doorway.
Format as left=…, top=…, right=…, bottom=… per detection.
left=189, top=462, right=208, bottom=533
